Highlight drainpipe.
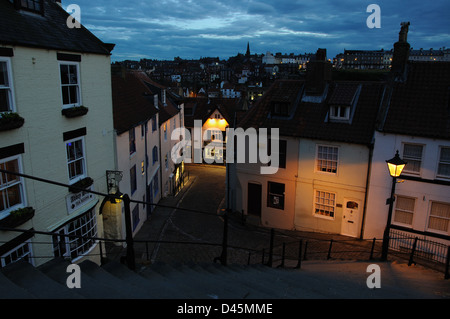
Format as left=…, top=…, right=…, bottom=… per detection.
left=144, top=121, right=150, bottom=217
left=360, top=143, right=374, bottom=239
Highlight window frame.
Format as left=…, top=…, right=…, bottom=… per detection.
left=152, top=146, right=158, bottom=165
left=402, top=143, right=424, bottom=175
left=59, top=61, right=82, bottom=108
left=129, top=127, right=136, bottom=156
left=329, top=105, right=350, bottom=121
left=0, top=57, right=16, bottom=113
left=427, top=201, right=450, bottom=235
left=65, top=137, right=87, bottom=184
left=393, top=195, right=416, bottom=227
left=267, top=181, right=285, bottom=210
left=436, top=146, right=450, bottom=179
left=51, top=209, right=98, bottom=262
left=0, top=239, right=34, bottom=267
left=130, top=165, right=137, bottom=194
left=314, top=190, right=336, bottom=219
left=316, top=145, right=339, bottom=174
left=0, top=155, right=26, bottom=218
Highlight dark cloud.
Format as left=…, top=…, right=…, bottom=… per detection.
left=70, top=0, right=449, bottom=61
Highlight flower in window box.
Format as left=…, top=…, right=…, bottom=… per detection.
left=61, top=105, right=89, bottom=118
left=0, top=207, right=35, bottom=228
left=0, top=112, right=25, bottom=131
left=69, top=177, right=94, bottom=193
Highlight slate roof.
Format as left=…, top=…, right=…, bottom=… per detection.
left=140, top=77, right=181, bottom=125
left=183, top=97, right=247, bottom=128
left=238, top=79, right=386, bottom=146
left=380, top=61, right=450, bottom=139
left=111, top=70, right=159, bottom=135
left=0, top=0, right=113, bottom=55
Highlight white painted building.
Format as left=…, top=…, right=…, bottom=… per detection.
left=0, top=0, right=116, bottom=267
left=107, top=69, right=161, bottom=240
left=229, top=54, right=385, bottom=237
left=363, top=61, right=450, bottom=250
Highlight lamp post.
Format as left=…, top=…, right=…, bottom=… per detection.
left=381, top=150, right=407, bottom=261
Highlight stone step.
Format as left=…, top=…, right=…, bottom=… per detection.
left=4, top=258, right=393, bottom=299
left=0, top=269, right=35, bottom=299
left=1, top=260, right=82, bottom=299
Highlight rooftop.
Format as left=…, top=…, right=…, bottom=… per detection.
left=0, top=0, right=113, bottom=55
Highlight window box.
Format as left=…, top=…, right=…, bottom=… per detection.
left=0, top=207, right=34, bottom=228
left=0, top=112, right=24, bottom=131
left=61, top=105, right=89, bottom=118
left=68, top=176, right=93, bottom=193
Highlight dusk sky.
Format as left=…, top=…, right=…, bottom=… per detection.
left=65, top=0, right=450, bottom=62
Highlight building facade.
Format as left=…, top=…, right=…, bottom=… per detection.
left=106, top=69, right=161, bottom=241
left=229, top=51, right=385, bottom=237
left=0, top=0, right=115, bottom=267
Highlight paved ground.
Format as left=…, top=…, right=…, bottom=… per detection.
left=108, top=163, right=450, bottom=299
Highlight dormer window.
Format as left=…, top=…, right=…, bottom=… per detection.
left=330, top=105, right=350, bottom=121
left=327, top=83, right=361, bottom=123
left=10, top=0, right=44, bottom=14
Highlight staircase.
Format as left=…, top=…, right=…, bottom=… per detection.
left=0, top=258, right=320, bottom=299
left=0, top=258, right=447, bottom=299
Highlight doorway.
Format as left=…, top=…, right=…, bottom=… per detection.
left=341, top=199, right=361, bottom=237
left=247, top=183, right=262, bottom=217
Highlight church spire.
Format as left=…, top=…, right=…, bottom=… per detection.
left=246, top=42, right=250, bottom=57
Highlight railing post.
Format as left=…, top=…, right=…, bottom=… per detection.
left=408, top=237, right=418, bottom=266
left=99, top=240, right=104, bottom=265
left=214, top=210, right=228, bottom=266
left=303, top=241, right=308, bottom=260
left=267, top=228, right=274, bottom=267
left=327, top=239, right=333, bottom=260
left=295, top=239, right=303, bottom=269
left=370, top=238, right=376, bottom=260
left=445, top=246, right=450, bottom=280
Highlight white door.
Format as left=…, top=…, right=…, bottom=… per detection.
left=341, top=199, right=360, bottom=237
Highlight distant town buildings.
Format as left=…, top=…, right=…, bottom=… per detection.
left=334, top=47, right=450, bottom=70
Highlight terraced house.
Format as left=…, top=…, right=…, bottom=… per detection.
left=0, top=0, right=116, bottom=267
left=229, top=49, right=385, bottom=236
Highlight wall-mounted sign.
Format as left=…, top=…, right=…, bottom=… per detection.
left=66, top=186, right=94, bottom=214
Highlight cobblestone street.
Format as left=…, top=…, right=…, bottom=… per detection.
left=130, top=164, right=389, bottom=267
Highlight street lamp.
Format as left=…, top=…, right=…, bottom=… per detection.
left=381, top=150, right=407, bottom=261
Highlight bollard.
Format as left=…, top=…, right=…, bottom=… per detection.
left=408, top=237, right=418, bottom=266
left=303, top=241, right=308, bottom=260
left=267, top=228, right=274, bottom=267
left=327, top=239, right=333, bottom=260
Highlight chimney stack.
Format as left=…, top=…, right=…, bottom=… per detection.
left=305, top=48, right=332, bottom=95
left=391, top=22, right=410, bottom=82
